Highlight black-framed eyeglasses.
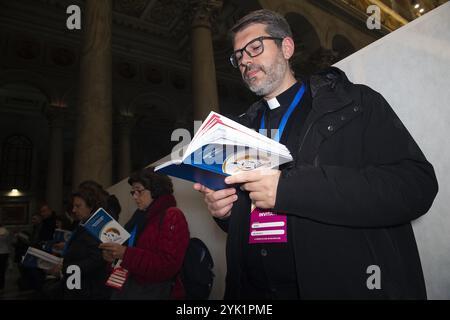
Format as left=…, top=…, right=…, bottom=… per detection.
left=130, top=189, right=146, bottom=196
left=230, top=36, right=283, bottom=68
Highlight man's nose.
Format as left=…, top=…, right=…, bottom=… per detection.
left=240, top=50, right=254, bottom=67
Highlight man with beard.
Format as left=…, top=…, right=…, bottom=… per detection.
left=193, top=9, right=438, bottom=299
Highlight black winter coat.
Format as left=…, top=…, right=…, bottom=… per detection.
left=62, top=226, right=110, bottom=299
left=217, top=67, right=438, bottom=299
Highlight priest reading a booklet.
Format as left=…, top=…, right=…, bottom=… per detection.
left=194, top=9, right=438, bottom=300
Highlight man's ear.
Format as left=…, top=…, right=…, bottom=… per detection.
left=281, top=37, right=295, bottom=60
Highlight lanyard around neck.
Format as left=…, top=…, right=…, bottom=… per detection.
left=128, top=225, right=137, bottom=247
left=260, top=83, right=306, bottom=142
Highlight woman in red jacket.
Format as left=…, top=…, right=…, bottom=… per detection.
left=100, top=167, right=189, bottom=299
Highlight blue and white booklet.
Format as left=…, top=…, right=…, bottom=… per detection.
left=42, top=229, right=73, bottom=255
left=22, top=247, right=63, bottom=270
left=155, top=111, right=293, bottom=190
left=53, top=229, right=72, bottom=243
left=82, top=208, right=130, bottom=245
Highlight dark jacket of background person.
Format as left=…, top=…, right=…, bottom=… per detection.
left=217, top=67, right=438, bottom=299
left=106, top=194, right=121, bottom=221
left=119, top=194, right=189, bottom=299
left=61, top=225, right=110, bottom=300
left=38, top=212, right=56, bottom=244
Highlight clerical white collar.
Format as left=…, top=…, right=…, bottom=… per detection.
left=266, top=97, right=280, bottom=110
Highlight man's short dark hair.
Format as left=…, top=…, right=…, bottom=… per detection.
left=229, top=9, right=293, bottom=47
left=128, top=167, right=173, bottom=199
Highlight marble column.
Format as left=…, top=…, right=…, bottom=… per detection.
left=190, top=0, right=222, bottom=121
left=46, top=106, right=65, bottom=215
left=72, top=0, right=112, bottom=189
left=116, top=115, right=134, bottom=181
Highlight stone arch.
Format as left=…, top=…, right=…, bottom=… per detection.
left=0, top=70, right=58, bottom=105
left=267, top=1, right=328, bottom=48
left=0, top=82, right=49, bottom=117
left=331, top=34, right=356, bottom=61
left=324, top=24, right=366, bottom=55
left=126, top=92, right=176, bottom=118
left=285, top=12, right=322, bottom=59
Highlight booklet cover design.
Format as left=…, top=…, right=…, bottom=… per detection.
left=82, top=208, right=130, bottom=244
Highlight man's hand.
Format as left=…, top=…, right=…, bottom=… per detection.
left=99, top=243, right=127, bottom=260
left=193, top=183, right=238, bottom=219
left=225, top=169, right=281, bottom=209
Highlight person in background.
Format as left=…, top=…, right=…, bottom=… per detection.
left=45, top=214, right=73, bottom=256
left=37, top=203, right=56, bottom=245
left=100, top=167, right=189, bottom=300
left=0, top=217, right=12, bottom=291
left=29, top=214, right=43, bottom=246
left=47, top=183, right=110, bottom=299
left=14, top=213, right=43, bottom=292
left=78, top=180, right=121, bottom=220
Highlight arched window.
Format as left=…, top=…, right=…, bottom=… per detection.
left=0, top=135, right=33, bottom=191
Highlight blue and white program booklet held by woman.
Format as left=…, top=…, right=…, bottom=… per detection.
left=155, top=111, right=293, bottom=190
left=82, top=208, right=130, bottom=245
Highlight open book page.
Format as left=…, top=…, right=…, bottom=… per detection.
left=155, top=111, right=293, bottom=190
left=186, top=112, right=291, bottom=160
left=22, top=247, right=63, bottom=270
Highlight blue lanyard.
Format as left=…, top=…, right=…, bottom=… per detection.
left=260, top=83, right=305, bottom=142
left=128, top=225, right=137, bottom=247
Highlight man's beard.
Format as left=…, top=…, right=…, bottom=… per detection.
left=242, top=52, right=288, bottom=97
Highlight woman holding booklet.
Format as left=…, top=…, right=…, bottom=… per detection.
left=46, top=183, right=110, bottom=299
left=99, top=167, right=189, bottom=300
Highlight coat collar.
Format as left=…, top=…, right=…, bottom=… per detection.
left=242, top=67, right=355, bottom=123
left=309, top=67, right=354, bottom=113
left=146, top=194, right=177, bottom=218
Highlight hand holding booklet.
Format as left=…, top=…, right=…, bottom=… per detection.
left=82, top=208, right=130, bottom=245
left=155, top=111, right=293, bottom=190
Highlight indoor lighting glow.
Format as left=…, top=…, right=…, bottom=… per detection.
left=8, top=189, right=21, bottom=197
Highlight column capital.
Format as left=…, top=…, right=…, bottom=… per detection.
left=45, top=105, right=66, bottom=128
left=189, top=0, right=223, bottom=28
left=115, top=113, right=136, bottom=129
